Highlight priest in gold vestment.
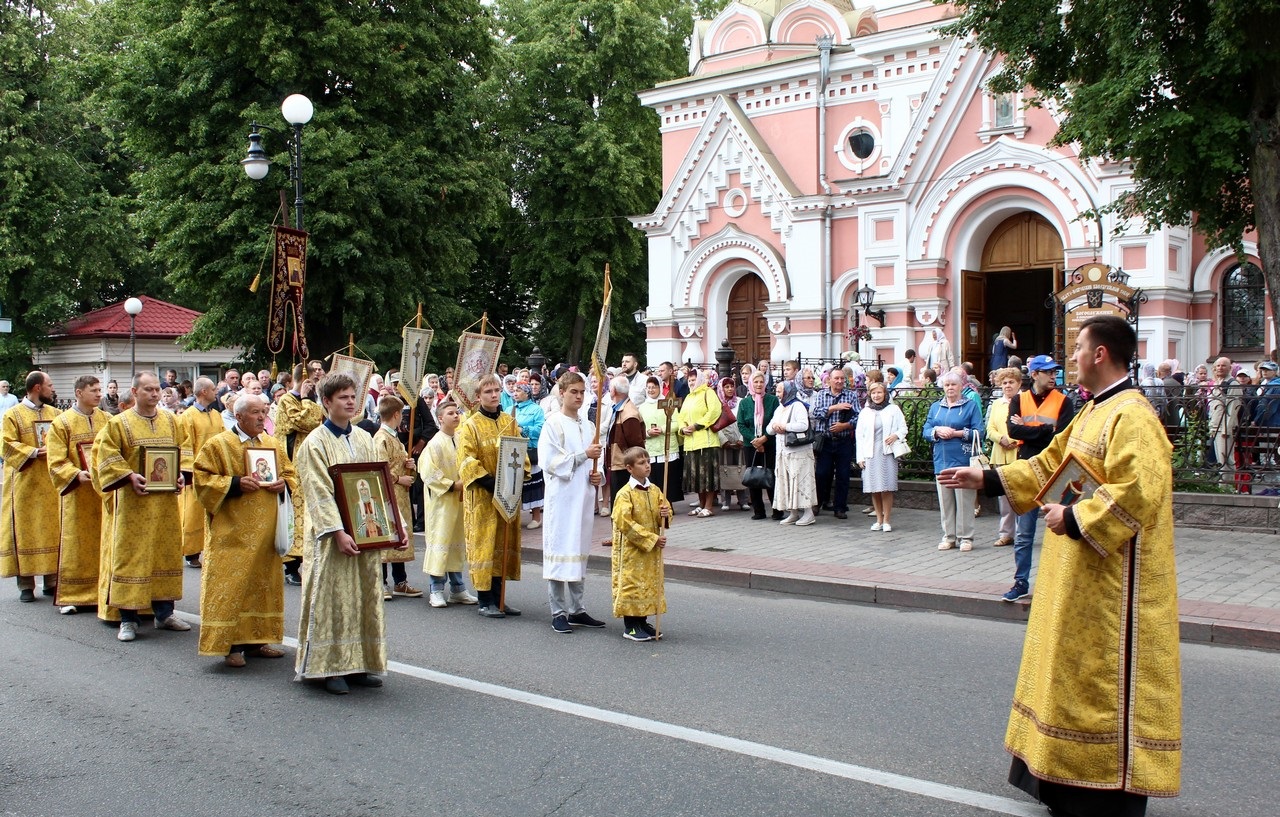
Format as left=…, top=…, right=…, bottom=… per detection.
left=275, top=362, right=325, bottom=584
left=457, top=375, right=527, bottom=618
left=942, top=315, right=1179, bottom=817
left=294, top=373, right=406, bottom=695
left=96, top=372, right=193, bottom=642
left=46, top=375, right=110, bottom=611
left=0, top=371, right=62, bottom=602
left=177, top=377, right=224, bottom=567
left=194, top=393, right=296, bottom=667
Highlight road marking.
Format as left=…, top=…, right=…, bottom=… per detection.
left=175, top=611, right=1037, bottom=815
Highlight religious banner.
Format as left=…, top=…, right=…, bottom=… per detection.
left=589, top=263, right=612, bottom=386
left=492, top=435, right=526, bottom=522
left=451, top=331, right=503, bottom=411
left=329, top=353, right=375, bottom=416
left=398, top=326, right=434, bottom=404
left=266, top=226, right=310, bottom=358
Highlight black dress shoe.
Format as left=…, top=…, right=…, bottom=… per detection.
left=834, top=511, right=847, bottom=519
left=751, top=513, right=766, bottom=520
left=478, top=606, right=507, bottom=618
left=324, top=676, right=350, bottom=695
left=502, top=606, right=521, bottom=617
left=41, top=585, right=56, bottom=597
left=349, top=673, right=383, bottom=688
left=284, top=574, right=302, bottom=586
left=18, top=588, right=35, bottom=603
left=771, top=511, right=785, bottom=520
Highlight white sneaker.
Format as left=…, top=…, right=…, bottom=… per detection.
left=780, top=510, right=801, bottom=526
left=59, top=605, right=78, bottom=615
left=428, top=591, right=447, bottom=608
left=795, top=509, right=816, bottom=526
left=448, top=589, right=479, bottom=605
left=870, top=522, right=883, bottom=531
left=118, top=622, right=137, bottom=642
left=938, top=539, right=956, bottom=550
left=959, top=540, right=973, bottom=552
left=882, top=523, right=892, bottom=532
left=155, top=615, right=191, bottom=631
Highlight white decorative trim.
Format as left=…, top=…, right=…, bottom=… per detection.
left=723, top=187, right=748, bottom=217
left=674, top=224, right=791, bottom=308
left=769, top=0, right=852, bottom=44
left=703, top=6, right=769, bottom=58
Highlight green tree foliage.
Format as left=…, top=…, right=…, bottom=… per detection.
left=90, top=0, right=505, bottom=371
left=945, top=0, right=1280, bottom=345
left=0, top=1, right=140, bottom=376
left=490, top=0, right=706, bottom=368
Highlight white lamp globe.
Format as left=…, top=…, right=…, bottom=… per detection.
left=124, top=297, right=143, bottom=316
left=281, top=94, right=314, bottom=125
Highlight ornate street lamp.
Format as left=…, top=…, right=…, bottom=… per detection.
left=856, top=283, right=885, bottom=326
left=241, top=93, right=314, bottom=230
left=633, top=308, right=647, bottom=325
left=124, top=297, right=143, bottom=378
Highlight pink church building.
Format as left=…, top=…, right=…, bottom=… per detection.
left=631, top=0, right=1270, bottom=377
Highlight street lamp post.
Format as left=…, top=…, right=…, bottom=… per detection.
left=241, top=93, right=314, bottom=230
left=124, top=297, right=143, bottom=378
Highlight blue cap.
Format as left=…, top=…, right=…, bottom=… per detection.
left=1027, top=355, right=1061, bottom=372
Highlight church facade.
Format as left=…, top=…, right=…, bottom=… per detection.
left=631, top=0, right=1269, bottom=375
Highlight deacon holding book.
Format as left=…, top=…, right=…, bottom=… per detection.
left=0, top=371, right=61, bottom=602
left=177, top=377, right=224, bottom=569
left=293, top=373, right=405, bottom=695
left=45, top=375, right=110, bottom=613
left=940, top=315, right=1180, bottom=817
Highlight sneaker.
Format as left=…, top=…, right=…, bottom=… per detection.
left=284, top=573, right=302, bottom=586
left=428, top=591, right=447, bottom=608
left=567, top=611, right=606, bottom=628
left=551, top=614, right=574, bottom=634
left=623, top=626, right=654, bottom=642
left=1001, top=584, right=1031, bottom=603
left=59, top=605, right=78, bottom=615
left=383, top=584, right=393, bottom=601
left=795, top=510, right=816, bottom=526
left=720, top=503, right=730, bottom=511
left=640, top=621, right=657, bottom=637
left=598, top=504, right=611, bottom=516
left=993, top=537, right=1014, bottom=547
left=18, top=588, right=35, bottom=603
left=938, top=539, right=956, bottom=550
left=155, top=615, right=191, bottom=631
left=447, top=589, right=478, bottom=605
left=882, top=523, right=892, bottom=532
left=325, top=676, right=350, bottom=695
left=870, top=522, right=883, bottom=531
left=958, top=539, right=973, bottom=552
left=477, top=606, right=506, bottom=619
left=118, top=621, right=137, bottom=642
left=393, top=581, right=423, bottom=598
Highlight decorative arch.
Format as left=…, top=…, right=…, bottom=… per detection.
left=1192, top=243, right=1260, bottom=293
left=770, top=1, right=852, bottom=44
left=831, top=268, right=863, bottom=318
left=704, top=5, right=769, bottom=56
left=675, top=224, right=791, bottom=309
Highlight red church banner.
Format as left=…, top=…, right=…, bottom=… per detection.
left=267, top=225, right=310, bottom=358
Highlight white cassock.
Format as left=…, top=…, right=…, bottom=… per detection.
left=538, top=411, right=598, bottom=582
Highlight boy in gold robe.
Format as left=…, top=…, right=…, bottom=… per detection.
left=941, top=315, right=1180, bottom=817
left=0, top=371, right=62, bottom=602
left=194, top=393, right=297, bottom=667
left=294, top=373, right=406, bottom=695
left=177, top=377, right=224, bottom=569
left=46, top=375, right=110, bottom=613
left=610, top=447, right=670, bottom=642
left=418, top=399, right=477, bottom=607
left=457, top=375, right=527, bottom=618
left=95, top=372, right=192, bottom=642
left=374, top=394, right=421, bottom=600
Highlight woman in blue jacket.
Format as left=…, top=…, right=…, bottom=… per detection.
left=923, top=371, right=983, bottom=551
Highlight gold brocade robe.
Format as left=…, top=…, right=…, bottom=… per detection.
left=177, top=405, right=224, bottom=557
left=88, top=430, right=129, bottom=622
left=274, top=392, right=324, bottom=557
left=46, top=407, right=110, bottom=605
left=374, top=427, right=415, bottom=565
left=1, top=402, right=62, bottom=578
left=95, top=409, right=189, bottom=610
left=610, top=483, right=668, bottom=617
left=194, top=430, right=298, bottom=656
left=293, top=425, right=387, bottom=679
left=997, top=389, right=1181, bottom=797
left=418, top=430, right=464, bottom=577
left=457, top=410, right=526, bottom=591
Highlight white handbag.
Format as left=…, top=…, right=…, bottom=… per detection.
left=966, top=430, right=990, bottom=469
left=274, top=486, right=295, bottom=557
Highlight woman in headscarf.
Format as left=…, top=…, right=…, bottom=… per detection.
left=715, top=376, right=748, bottom=511
left=855, top=380, right=907, bottom=532
left=676, top=367, right=723, bottom=517
left=500, top=373, right=519, bottom=412
left=794, top=367, right=818, bottom=407
left=638, top=375, right=683, bottom=505
left=513, top=383, right=546, bottom=529
left=736, top=370, right=780, bottom=520
left=768, top=380, right=817, bottom=526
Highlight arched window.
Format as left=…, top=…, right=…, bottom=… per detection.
left=1222, top=262, right=1265, bottom=352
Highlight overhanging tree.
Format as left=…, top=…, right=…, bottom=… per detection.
left=946, top=0, right=1280, bottom=346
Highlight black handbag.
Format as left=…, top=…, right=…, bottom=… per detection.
left=785, top=428, right=814, bottom=447
left=741, top=450, right=774, bottom=491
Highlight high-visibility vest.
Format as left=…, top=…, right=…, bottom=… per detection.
left=1017, top=388, right=1066, bottom=428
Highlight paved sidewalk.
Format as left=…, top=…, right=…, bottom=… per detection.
left=520, top=501, right=1280, bottom=651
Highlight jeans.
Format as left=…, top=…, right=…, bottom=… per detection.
left=815, top=435, right=854, bottom=511
left=428, top=571, right=467, bottom=593
left=935, top=482, right=976, bottom=542
left=120, top=600, right=174, bottom=624
left=547, top=580, right=585, bottom=617
left=1013, top=507, right=1039, bottom=587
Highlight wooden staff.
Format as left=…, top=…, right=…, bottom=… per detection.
left=659, top=396, right=677, bottom=530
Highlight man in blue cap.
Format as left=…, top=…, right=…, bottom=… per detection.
left=1001, top=354, right=1076, bottom=602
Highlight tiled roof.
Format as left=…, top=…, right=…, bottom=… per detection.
left=52, top=296, right=202, bottom=339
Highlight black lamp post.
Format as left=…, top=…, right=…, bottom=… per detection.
left=856, top=283, right=885, bottom=326
left=241, top=93, right=313, bottom=230
left=526, top=347, right=546, bottom=376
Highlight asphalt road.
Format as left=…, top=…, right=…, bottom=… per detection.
left=1, top=558, right=1276, bottom=817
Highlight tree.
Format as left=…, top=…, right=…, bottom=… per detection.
left=490, top=0, right=706, bottom=367
left=88, top=0, right=506, bottom=371
left=945, top=0, right=1280, bottom=346
left=0, top=1, right=143, bottom=377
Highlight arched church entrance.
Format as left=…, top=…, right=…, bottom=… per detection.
left=726, top=272, right=771, bottom=365
left=962, top=212, right=1062, bottom=377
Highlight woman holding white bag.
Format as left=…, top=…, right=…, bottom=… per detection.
left=855, top=381, right=907, bottom=531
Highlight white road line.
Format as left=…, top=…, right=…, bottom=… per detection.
left=173, top=610, right=1038, bottom=816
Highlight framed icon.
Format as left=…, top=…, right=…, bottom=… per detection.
left=1034, top=451, right=1106, bottom=508
left=244, top=446, right=281, bottom=486
left=328, top=461, right=405, bottom=550
left=139, top=445, right=180, bottom=492
left=76, top=441, right=93, bottom=471
left=33, top=420, right=52, bottom=447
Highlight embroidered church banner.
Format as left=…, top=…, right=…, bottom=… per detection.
left=266, top=226, right=310, bottom=358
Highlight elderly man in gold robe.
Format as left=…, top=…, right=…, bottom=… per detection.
left=46, top=375, right=110, bottom=613
left=941, top=315, right=1180, bottom=817
left=294, top=373, right=406, bottom=695
left=96, top=372, right=192, bottom=643
left=457, top=374, right=527, bottom=618
left=177, top=377, right=224, bottom=569
left=0, top=371, right=62, bottom=602
left=275, top=361, right=326, bottom=586
left=194, top=392, right=297, bottom=667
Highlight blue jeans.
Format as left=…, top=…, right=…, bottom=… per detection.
left=1013, top=507, right=1038, bottom=588
left=428, top=571, right=466, bottom=593
left=120, top=600, right=174, bottom=624
left=815, top=435, right=854, bottom=511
